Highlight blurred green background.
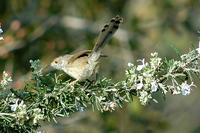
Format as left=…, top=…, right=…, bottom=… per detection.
left=0, top=0, right=200, bottom=133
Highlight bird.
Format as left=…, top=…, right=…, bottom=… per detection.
left=42, top=15, right=123, bottom=84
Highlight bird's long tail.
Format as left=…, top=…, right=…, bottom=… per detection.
left=89, top=15, right=123, bottom=62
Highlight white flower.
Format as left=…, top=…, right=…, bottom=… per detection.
left=150, top=54, right=162, bottom=70
left=15, top=100, right=28, bottom=124
left=172, top=88, right=181, bottom=95
left=109, top=102, right=117, bottom=109
left=79, top=107, right=85, bottom=112
left=108, top=101, right=117, bottom=111
left=139, top=90, right=151, bottom=105
left=180, top=81, right=195, bottom=96
left=128, top=62, right=134, bottom=67
left=0, top=26, right=3, bottom=40
left=136, top=82, right=143, bottom=90
left=151, top=81, right=158, bottom=92
left=10, top=99, right=27, bottom=114
left=10, top=99, right=19, bottom=112
left=0, top=27, right=3, bottom=33
left=136, top=59, right=147, bottom=71
left=33, top=108, right=44, bottom=125
left=197, top=41, right=200, bottom=54
left=103, top=101, right=117, bottom=111
left=0, top=71, right=12, bottom=89
left=136, top=77, right=144, bottom=90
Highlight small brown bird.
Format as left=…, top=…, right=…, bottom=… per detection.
left=42, top=15, right=123, bottom=84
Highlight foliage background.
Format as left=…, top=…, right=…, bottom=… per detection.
left=0, top=0, right=200, bottom=132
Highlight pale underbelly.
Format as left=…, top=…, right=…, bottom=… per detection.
left=64, top=65, right=94, bottom=81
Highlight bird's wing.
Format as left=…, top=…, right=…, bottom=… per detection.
left=67, top=50, right=92, bottom=64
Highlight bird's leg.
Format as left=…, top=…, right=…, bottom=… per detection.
left=85, top=73, right=98, bottom=87
left=69, top=79, right=78, bottom=86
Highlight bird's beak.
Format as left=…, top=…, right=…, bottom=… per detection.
left=41, top=65, right=55, bottom=75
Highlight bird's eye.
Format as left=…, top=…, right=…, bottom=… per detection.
left=55, top=61, right=58, bottom=64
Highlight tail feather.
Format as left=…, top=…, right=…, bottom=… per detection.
left=92, top=15, right=123, bottom=52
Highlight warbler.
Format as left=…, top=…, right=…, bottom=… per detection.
left=42, top=15, right=123, bottom=84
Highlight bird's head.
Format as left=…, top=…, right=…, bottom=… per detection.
left=50, top=56, right=64, bottom=70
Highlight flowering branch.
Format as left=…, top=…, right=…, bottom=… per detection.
left=0, top=37, right=200, bottom=132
